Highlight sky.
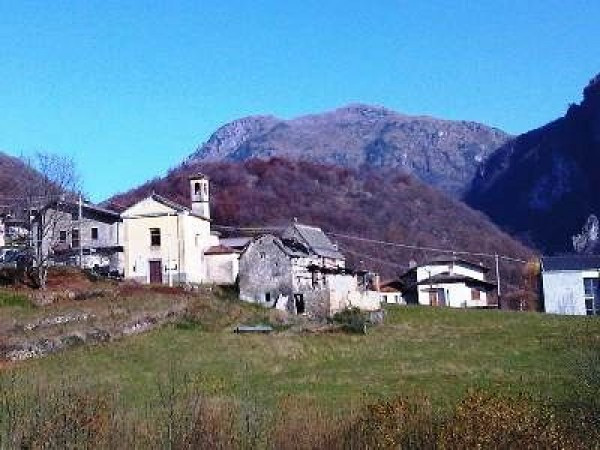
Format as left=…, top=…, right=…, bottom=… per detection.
left=1, top=1, right=598, bottom=202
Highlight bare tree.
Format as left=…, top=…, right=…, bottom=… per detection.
left=14, top=152, right=82, bottom=288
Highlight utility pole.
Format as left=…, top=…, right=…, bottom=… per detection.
left=79, top=193, right=83, bottom=269
left=167, top=232, right=173, bottom=287
left=495, top=253, right=501, bottom=309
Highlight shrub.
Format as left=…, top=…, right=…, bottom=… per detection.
left=333, top=307, right=368, bottom=334
left=439, top=391, right=582, bottom=449
left=340, top=395, right=437, bottom=449
left=0, top=291, right=31, bottom=309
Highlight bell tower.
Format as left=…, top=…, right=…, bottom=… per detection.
left=189, top=173, right=210, bottom=219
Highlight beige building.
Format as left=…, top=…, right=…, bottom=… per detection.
left=121, top=174, right=218, bottom=284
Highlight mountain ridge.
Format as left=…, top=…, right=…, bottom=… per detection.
left=189, top=104, right=511, bottom=196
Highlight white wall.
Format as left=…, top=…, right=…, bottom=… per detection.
left=205, top=253, right=239, bottom=285
left=416, top=263, right=485, bottom=282
left=381, top=292, right=404, bottom=304
left=542, top=270, right=599, bottom=315
left=417, top=282, right=488, bottom=308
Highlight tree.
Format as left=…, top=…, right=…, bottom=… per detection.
left=16, top=152, right=81, bottom=289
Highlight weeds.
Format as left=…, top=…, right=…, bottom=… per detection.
left=2, top=376, right=598, bottom=450
left=0, top=291, right=31, bottom=309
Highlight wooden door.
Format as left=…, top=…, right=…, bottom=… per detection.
left=429, top=291, right=437, bottom=306
left=149, top=260, right=163, bottom=284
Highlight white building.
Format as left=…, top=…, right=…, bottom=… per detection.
left=380, top=281, right=405, bottom=305
left=541, top=256, right=600, bottom=315
left=121, top=174, right=218, bottom=284
left=400, top=258, right=496, bottom=308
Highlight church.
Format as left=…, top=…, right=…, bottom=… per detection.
left=120, top=174, right=220, bottom=284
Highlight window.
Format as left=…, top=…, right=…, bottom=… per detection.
left=265, top=292, right=271, bottom=303
left=59, top=231, right=67, bottom=243
left=584, top=278, right=600, bottom=316
left=72, top=229, right=80, bottom=248
left=471, top=288, right=481, bottom=300
left=194, top=182, right=201, bottom=195
left=91, top=227, right=98, bottom=240
left=150, top=228, right=161, bottom=247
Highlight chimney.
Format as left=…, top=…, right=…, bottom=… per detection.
left=189, top=173, right=210, bottom=219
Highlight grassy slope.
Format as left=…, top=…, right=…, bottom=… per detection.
left=4, top=304, right=596, bottom=414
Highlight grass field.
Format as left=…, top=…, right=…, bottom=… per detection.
left=2, top=292, right=600, bottom=448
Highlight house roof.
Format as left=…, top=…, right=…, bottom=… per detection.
left=404, top=258, right=490, bottom=274
left=276, top=237, right=312, bottom=257
left=188, top=172, right=209, bottom=180
left=380, top=280, right=404, bottom=292
left=541, top=255, right=600, bottom=271
left=41, top=200, right=121, bottom=220
left=220, top=237, right=252, bottom=249
left=286, top=223, right=344, bottom=260
left=204, top=245, right=238, bottom=255
left=150, top=193, right=188, bottom=212
left=122, top=193, right=210, bottom=221
left=417, top=273, right=497, bottom=291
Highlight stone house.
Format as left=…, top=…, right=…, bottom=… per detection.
left=400, top=258, right=496, bottom=308
left=32, top=200, right=123, bottom=273
left=121, top=174, right=219, bottom=284
left=541, top=255, right=600, bottom=315
left=238, top=223, right=380, bottom=316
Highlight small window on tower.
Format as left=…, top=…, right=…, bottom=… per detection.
left=203, top=183, right=207, bottom=195
left=195, top=182, right=201, bottom=195
left=91, top=227, right=98, bottom=240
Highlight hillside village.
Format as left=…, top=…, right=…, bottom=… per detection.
left=1, top=170, right=598, bottom=319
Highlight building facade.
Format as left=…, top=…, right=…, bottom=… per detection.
left=541, top=256, right=600, bottom=315
left=32, top=200, right=123, bottom=273
left=121, top=174, right=218, bottom=284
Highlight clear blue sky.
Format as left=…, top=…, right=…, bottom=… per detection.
left=1, top=1, right=598, bottom=201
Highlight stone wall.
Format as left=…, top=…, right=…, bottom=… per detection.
left=238, top=235, right=294, bottom=310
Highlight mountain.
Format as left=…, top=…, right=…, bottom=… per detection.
left=107, top=158, right=533, bottom=300
left=0, top=151, right=43, bottom=198
left=188, top=104, right=510, bottom=196
left=466, top=74, right=600, bottom=254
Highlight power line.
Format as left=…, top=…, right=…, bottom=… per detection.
left=327, top=231, right=528, bottom=264
left=338, top=246, right=409, bottom=269
left=210, top=223, right=527, bottom=264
